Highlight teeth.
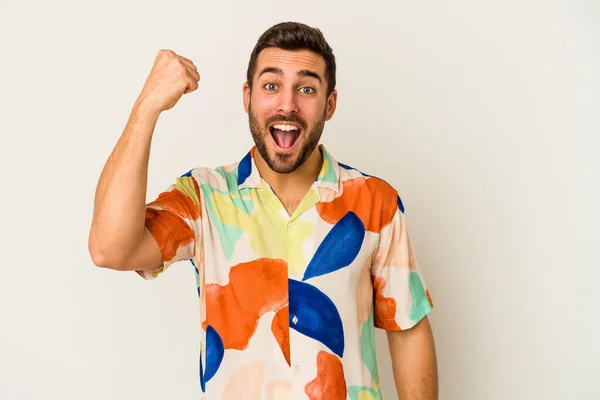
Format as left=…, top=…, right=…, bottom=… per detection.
left=272, top=124, right=299, bottom=132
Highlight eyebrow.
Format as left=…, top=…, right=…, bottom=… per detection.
left=258, top=67, right=323, bottom=84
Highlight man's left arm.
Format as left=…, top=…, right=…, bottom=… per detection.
left=387, top=316, right=438, bottom=400
left=371, top=191, right=438, bottom=399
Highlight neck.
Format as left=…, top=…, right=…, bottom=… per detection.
left=254, top=146, right=323, bottom=195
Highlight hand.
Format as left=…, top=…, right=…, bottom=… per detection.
left=137, top=49, right=200, bottom=113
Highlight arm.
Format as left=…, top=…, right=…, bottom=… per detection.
left=88, top=100, right=162, bottom=271
left=387, top=316, right=438, bottom=400
left=88, top=49, right=200, bottom=271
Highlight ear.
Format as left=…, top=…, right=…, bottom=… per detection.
left=325, top=89, right=338, bottom=121
left=243, top=82, right=250, bottom=113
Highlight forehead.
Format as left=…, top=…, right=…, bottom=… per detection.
left=255, top=48, right=326, bottom=79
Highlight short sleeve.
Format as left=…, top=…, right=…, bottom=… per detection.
left=136, top=174, right=203, bottom=280
left=371, top=197, right=433, bottom=330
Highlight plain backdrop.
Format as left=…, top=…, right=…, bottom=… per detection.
left=1, top=0, right=598, bottom=399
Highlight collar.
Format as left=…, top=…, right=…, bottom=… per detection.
left=236, top=144, right=341, bottom=193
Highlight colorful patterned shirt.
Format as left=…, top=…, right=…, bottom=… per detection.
left=138, top=145, right=434, bottom=400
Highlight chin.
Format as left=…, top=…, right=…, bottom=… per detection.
left=266, top=147, right=301, bottom=174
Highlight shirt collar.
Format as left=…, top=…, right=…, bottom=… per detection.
left=236, top=147, right=262, bottom=190
left=237, top=144, right=341, bottom=193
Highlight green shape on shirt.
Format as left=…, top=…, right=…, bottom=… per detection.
left=215, top=166, right=240, bottom=194
left=214, top=168, right=256, bottom=213
left=348, top=386, right=381, bottom=400
left=360, top=312, right=380, bottom=387
left=199, top=183, right=243, bottom=260
left=318, top=150, right=338, bottom=183
left=409, top=272, right=432, bottom=322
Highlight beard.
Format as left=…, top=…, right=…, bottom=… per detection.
left=248, top=101, right=326, bottom=174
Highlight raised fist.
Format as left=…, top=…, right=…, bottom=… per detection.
left=138, top=49, right=200, bottom=112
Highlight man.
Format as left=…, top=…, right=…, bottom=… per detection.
left=89, top=21, right=438, bottom=400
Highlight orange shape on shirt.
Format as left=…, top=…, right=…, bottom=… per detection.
left=316, top=177, right=397, bottom=233
left=148, top=184, right=202, bottom=221
left=203, top=258, right=289, bottom=350
left=145, top=207, right=194, bottom=263
left=271, top=306, right=291, bottom=366
left=427, top=289, right=434, bottom=308
left=373, top=276, right=401, bottom=330
left=304, top=350, right=347, bottom=400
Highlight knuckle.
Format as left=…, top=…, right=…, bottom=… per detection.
left=159, top=49, right=175, bottom=58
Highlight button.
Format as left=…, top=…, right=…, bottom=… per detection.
left=294, top=365, right=301, bottom=373
left=290, top=270, right=297, bottom=277
left=287, top=221, right=294, bottom=227
left=292, top=315, right=298, bottom=324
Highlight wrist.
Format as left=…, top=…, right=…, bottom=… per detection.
left=133, top=96, right=162, bottom=119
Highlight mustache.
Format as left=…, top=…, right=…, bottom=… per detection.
left=265, top=114, right=307, bottom=131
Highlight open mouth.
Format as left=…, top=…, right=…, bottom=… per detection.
left=269, top=123, right=301, bottom=150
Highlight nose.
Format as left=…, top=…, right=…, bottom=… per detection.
left=276, top=88, right=299, bottom=114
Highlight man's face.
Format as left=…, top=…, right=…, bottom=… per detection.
left=244, top=48, right=337, bottom=174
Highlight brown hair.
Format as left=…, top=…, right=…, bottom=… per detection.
left=246, top=22, right=337, bottom=97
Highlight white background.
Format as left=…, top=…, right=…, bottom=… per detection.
left=1, top=0, right=598, bottom=399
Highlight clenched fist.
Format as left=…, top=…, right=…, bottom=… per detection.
left=137, top=49, right=200, bottom=113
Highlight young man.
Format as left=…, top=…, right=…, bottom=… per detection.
left=89, top=22, right=438, bottom=400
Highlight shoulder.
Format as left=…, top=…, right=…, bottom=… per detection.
left=176, top=158, right=243, bottom=193
left=337, top=161, right=405, bottom=213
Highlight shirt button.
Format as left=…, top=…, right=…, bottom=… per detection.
left=290, top=270, right=297, bottom=277
left=294, top=365, right=301, bottom=373
left=287, top=221, right=294, bottom=227
left=292, top=315, right=298, bottom=324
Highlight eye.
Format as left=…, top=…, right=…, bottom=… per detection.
left=264, top=83, right=278, bottom=91
left=300, top=87, right=315, bottom=94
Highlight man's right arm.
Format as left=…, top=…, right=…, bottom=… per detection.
left=88, top=49, right=200, bottom=272
left=88, top=100, right=162, bottom=271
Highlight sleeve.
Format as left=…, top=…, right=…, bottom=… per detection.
left=136, top=173, right=203, bottom=280
left=371, top=196, right=433, bottom=330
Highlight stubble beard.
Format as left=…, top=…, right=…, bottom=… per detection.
left=248, top=101, right=326, bottom=174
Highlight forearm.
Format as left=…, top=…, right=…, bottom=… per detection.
left=387, top=318, right=438, bottom=400
left=89, top=98, right=160, bottom=267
